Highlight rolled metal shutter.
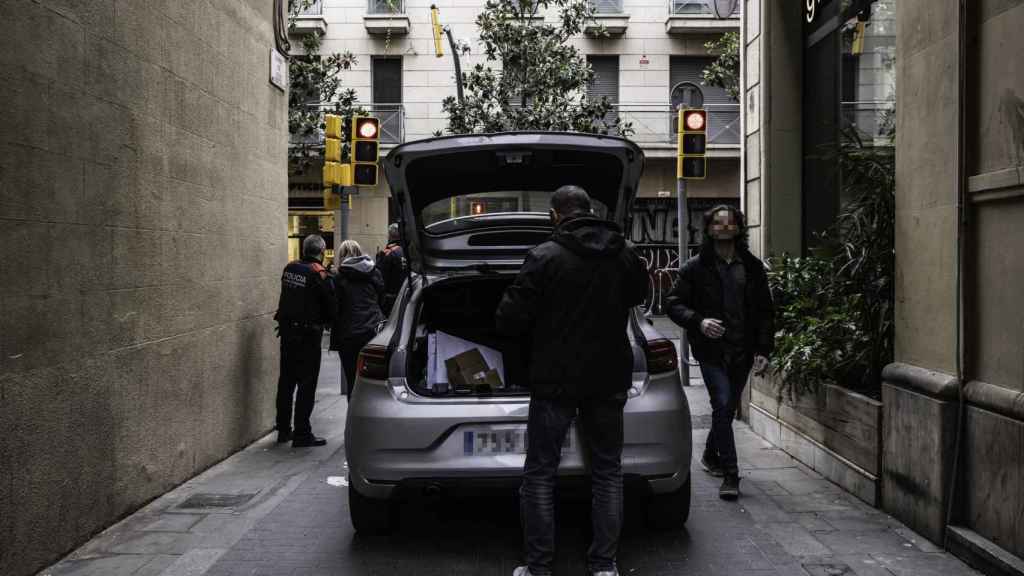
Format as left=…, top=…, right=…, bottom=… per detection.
left=587, top=55, right=619, bottom=128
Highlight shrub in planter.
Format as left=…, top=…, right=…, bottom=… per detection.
left=768, top=134, right=894, bottom=399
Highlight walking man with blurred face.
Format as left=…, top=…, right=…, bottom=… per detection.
left=666, top=205, right=774, bottom=500
left=497, top=186, right=648, bottom=576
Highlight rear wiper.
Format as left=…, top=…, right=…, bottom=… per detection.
left=450, top=262, right=498, bottom=274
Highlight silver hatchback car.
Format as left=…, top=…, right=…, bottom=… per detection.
left=344, top=132, right=692, bottom=533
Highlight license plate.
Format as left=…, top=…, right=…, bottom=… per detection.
left=463, top=427, right=575, bottom=455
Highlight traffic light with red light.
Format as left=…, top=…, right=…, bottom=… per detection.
left=351, top=116, right=380, bottom=186
left=677, top=108, right=707, bottom=180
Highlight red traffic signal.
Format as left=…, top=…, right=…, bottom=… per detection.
left=682, top=109, right=707, bottom=132
left=353, top=117, right=380, bottom=140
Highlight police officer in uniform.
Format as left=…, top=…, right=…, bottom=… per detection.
left=275, top=235, right=337, bottom=447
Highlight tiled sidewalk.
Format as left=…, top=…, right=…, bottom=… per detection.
left=40, top=353, right=978, bottom=576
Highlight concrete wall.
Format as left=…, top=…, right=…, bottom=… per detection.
left=960, top=0, right=1024, bottom=564
left=0, top=2, right=288, bottom=575
left=893, top=0, right=959, bottom=374
left=742, top=0, right=802, bottom=259
left=885, top=1, right=1024, bottom=568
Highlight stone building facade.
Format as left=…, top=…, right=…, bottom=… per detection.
left=743, top=0, right=1024, bottom=573
left=0, top=2, right=288, bottom=575
left=288, top=0, right=743, bottom=268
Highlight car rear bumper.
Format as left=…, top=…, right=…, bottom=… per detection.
left=345, top=371, right=692, bottom=500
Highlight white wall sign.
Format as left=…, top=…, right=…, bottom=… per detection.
left=270, top=49, right=288, bottom=91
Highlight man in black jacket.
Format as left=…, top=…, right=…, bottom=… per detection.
left=275, top=235, right=337, bottom=448
left=376, top=223, right=406, bottom=313
left=497, top=186, right=647, bottom=576
left=666, top=205, right=774, bottom=500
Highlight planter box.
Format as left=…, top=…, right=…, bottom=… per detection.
left=749, top=375, right=882, bottom=505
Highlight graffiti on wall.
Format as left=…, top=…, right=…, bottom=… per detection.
left=630, top=198, right=739, bottom=313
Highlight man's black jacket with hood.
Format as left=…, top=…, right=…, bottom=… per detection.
left=665, top=245, right=774, bottom=364
left=330, top=255, right=386, bottom=350
left=495, top=216, right=648, bottom=400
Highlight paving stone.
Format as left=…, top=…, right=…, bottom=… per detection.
left=38, top=366, right=981, bottom=576
left=44, top=554, right=152, bottom=576
left=814, top=529, right=917, bottom=555
left=141, top=513, right=205, bottom=532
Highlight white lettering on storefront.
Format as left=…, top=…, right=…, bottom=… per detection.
left=806, top=0, right=821, bottom=23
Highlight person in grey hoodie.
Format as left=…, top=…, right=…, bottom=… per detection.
left=330, top=240, right=386, bottom=396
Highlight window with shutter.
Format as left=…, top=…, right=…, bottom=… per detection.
left=587, top=56, right=619, bottom=128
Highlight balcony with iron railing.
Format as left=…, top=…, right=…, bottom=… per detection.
left=365, top=0, right=410, bottom=34
left=586, top=0, right=630, bottom=35
left=666, top=0, right=740, bottom=35
left=610, top=103, right=740, bottom=155
left=290, top=0, right=327, bottom=36
left=290, top=104, right=406, bottom=150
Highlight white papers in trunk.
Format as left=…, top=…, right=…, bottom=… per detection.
left=426, top=331, right=506, bottom=388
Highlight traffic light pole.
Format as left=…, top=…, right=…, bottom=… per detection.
left=443, top=27, right=464, bottom=105
left=677, top=176, right=690, bottom=387
left=339, top=186, right=350, bottom=244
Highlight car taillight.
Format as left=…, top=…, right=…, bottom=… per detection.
left=645, top=339, right=678, bottom=374
left=356, top=344, right=389, bottom=380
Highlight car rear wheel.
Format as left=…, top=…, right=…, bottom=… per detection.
left=349, top=484, right=395, bottom=535
left=645, top=475, right=690, bottom=530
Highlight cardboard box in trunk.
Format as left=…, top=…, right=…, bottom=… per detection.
left=444, top=348, right=504, bottom=389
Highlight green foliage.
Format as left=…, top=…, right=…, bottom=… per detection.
left=702, top=31, right=740, bottom=101
left=442, top=0, right=631, bottom=135
left=287, top=0, right=362, bottom=176
left=768, top=132, right=895, bottom=399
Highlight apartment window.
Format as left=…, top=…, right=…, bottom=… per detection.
left=372, top=57, right=402, bottom=144
left=587, top=56, right=619, bottom=128
left=670, top=0, right=738, bottom=16
left=589, top=0, right=623, bottom=14
left=670, top=56, right=739, bottom=145
left=368, top=0, right=404, bottom=13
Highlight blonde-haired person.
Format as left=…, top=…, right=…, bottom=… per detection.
left=330, top=239, right=385, bottom=396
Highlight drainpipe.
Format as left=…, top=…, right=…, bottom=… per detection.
left=944, top=0, right=969, bottom=544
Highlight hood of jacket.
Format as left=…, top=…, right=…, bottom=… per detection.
left=339, top=254, right=376, bottom=276
left=551, top=216, right=627, bottom=258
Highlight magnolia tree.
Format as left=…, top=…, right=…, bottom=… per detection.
left=702, top=31, right=740, bottom=101
left=287, top=0, right=362, bottom=175
left=442, top=0, right=630, bottom=135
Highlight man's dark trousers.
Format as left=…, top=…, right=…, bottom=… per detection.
left=699, top=355, right=752, bottom=474
left=276, top=327, right=323, bottom=438
left=520, top=392, right=626, bottom=575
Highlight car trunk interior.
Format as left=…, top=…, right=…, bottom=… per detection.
left=407, top=275, right=531, bottom=397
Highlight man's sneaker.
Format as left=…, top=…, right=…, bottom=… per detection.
left=292, top=435, right=327, bottom=447
left=719, top=474, right=740, bottom=501
left=276, top=430, right=292, bottom=444
left=700, top=452, right=725, bottom=477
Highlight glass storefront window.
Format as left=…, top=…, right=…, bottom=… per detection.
left=288, top=212, right=336, bottom=264
left=802, top=0, right=895, bottom=250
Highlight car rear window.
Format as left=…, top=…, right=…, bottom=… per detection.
left=422, top=191, right=609, bottom=230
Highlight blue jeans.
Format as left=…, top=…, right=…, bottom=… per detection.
left=521, top=393, right=627, bottom=575
left=699, top=357, right=753, bottom=474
